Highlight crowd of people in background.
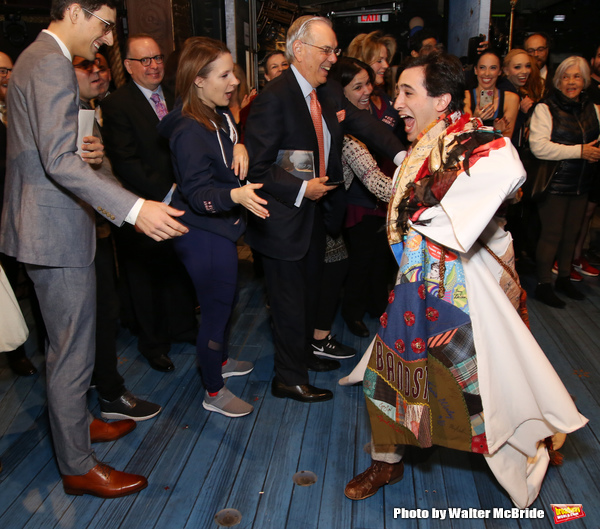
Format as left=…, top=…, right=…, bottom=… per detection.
left=0, top=0, right=595, bottom=507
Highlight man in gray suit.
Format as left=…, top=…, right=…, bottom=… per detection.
left=0, top=0, right=188, bottom=498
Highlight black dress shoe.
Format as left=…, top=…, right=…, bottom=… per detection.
left=271, top=379, right=333, bottom=402
left=147, top=354, right=174, bottom=372
left=306, top=354, right=340, bottom=372
left=344, top=319, right=370, bottom=338
left=8, top=355, right=38, bottom=377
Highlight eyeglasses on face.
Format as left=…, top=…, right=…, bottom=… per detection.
left=81, top=6, right=115, bottom=36
left=0, top=67, right=12, bottom=77
left=301, top=42, right=342, bottom=57
left=74, top=57, right=107, bottom=73
left=126, top=55, right=165, bottom=67
left=526, top=46, right=548, bottom=54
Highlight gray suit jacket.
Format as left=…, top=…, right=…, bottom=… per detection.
left=0, top=32, right=138, bottom=267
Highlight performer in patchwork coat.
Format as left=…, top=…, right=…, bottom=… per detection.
left=343, top=52, right=588, bottom=509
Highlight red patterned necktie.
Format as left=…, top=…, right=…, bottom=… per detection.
left=309, top=90, right=326, bottom=179
left=150, top=93, right=168, bottom=121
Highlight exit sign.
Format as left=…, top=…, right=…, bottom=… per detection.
left=358, top=14, right=389, bottom=23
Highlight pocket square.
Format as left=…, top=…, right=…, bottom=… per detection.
left=336, top=110, right=346, bottom=123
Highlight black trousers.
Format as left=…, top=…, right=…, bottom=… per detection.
left=342, top=215, right=396, bottom=321
left=315, top=258, right=348, bottom=331
left=93, top=235, right=125, bottom=402
left=115, top=225, right=197, bottom=359
left=261, top=216, right=326, bottom=386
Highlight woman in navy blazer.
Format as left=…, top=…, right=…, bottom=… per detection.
left=159, top=37, right=268, bottom=418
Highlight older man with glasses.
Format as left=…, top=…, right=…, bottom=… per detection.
left=101, top=35, right=197, bottom=374
left=245, top=15, right=405, bottom=403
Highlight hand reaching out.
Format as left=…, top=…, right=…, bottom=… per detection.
left=135, top=201, right=189, bottom=241
left=231, top=182, right=269, bottom=218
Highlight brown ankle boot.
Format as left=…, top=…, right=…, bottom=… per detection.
left=344, top=459, right=404, bottom=500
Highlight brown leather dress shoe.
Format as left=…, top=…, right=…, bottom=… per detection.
left=89, top=418, right=136, bottom=443
left=62, top=463, right=147, bottom=498
left=344, top=459, right=405, bottom=500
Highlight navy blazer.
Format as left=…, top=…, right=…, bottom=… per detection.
left=158, top=106, right=245, bottom=243
left=244, top=68, right=404, bottom=261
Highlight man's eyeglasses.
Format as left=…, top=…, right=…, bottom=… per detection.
left=81, top=6, right=115, bottom=36
left=74, top=58, right=106, bottom=73
left=0, top=67, right=12, bottom=77
left=301, top=42, right=342, bottom=57
left=126, top=55, right=165, bottom=67
left=526, top=46, right=548, bottom=54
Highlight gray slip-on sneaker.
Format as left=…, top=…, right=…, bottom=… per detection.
left=202, top=386, right=254, bottom=417
left=221, top=358, right=254, bottom=378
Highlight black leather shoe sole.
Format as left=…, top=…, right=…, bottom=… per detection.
left=147, top=354, right=174, bottom=372
left=271, top=380, right=333, bottom=402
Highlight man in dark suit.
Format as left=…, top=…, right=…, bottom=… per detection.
left=245, top=16, right=404, bottom=402
left=74, top=53, right=161, bottom=421
left=101, top=35, right=197, bottom=372
left=0, top=0, right=188, bottom=496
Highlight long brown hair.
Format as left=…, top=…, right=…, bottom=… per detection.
left=176, top=36, right=231, bottom=131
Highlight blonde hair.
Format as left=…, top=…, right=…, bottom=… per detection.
left=503, top=48, right=544, bottom=103
left=347, top=31, right=396, bottom=68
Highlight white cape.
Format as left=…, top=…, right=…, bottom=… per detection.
left=340, top=138, right=588, bottom=508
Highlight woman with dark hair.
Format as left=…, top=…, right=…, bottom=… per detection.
left=530, top=55, right=600, bottom=307
left=464, top=50, right=519, bottom=137
left=158, top=37, right=268, bottom=417
left=327, top=58, right=395, bottom=338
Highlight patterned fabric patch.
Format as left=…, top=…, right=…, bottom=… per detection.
left=366, top=226, right=487, bottom=454
left=449, top=356, right=479, bottom=395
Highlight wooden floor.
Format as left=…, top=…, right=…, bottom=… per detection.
left=0, top=253, right=598, bottom=529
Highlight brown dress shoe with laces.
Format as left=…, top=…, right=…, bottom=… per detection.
left=89, top=418, right=136, bottom=443
left=62, top=463, right=147, bottom=498
left=344, top=459, right=405, bottom=500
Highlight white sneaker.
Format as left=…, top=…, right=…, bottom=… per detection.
left=202, top=387, right=253, bottom=417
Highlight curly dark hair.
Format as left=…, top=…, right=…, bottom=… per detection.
left=397, top=52, right=465, bottom=114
